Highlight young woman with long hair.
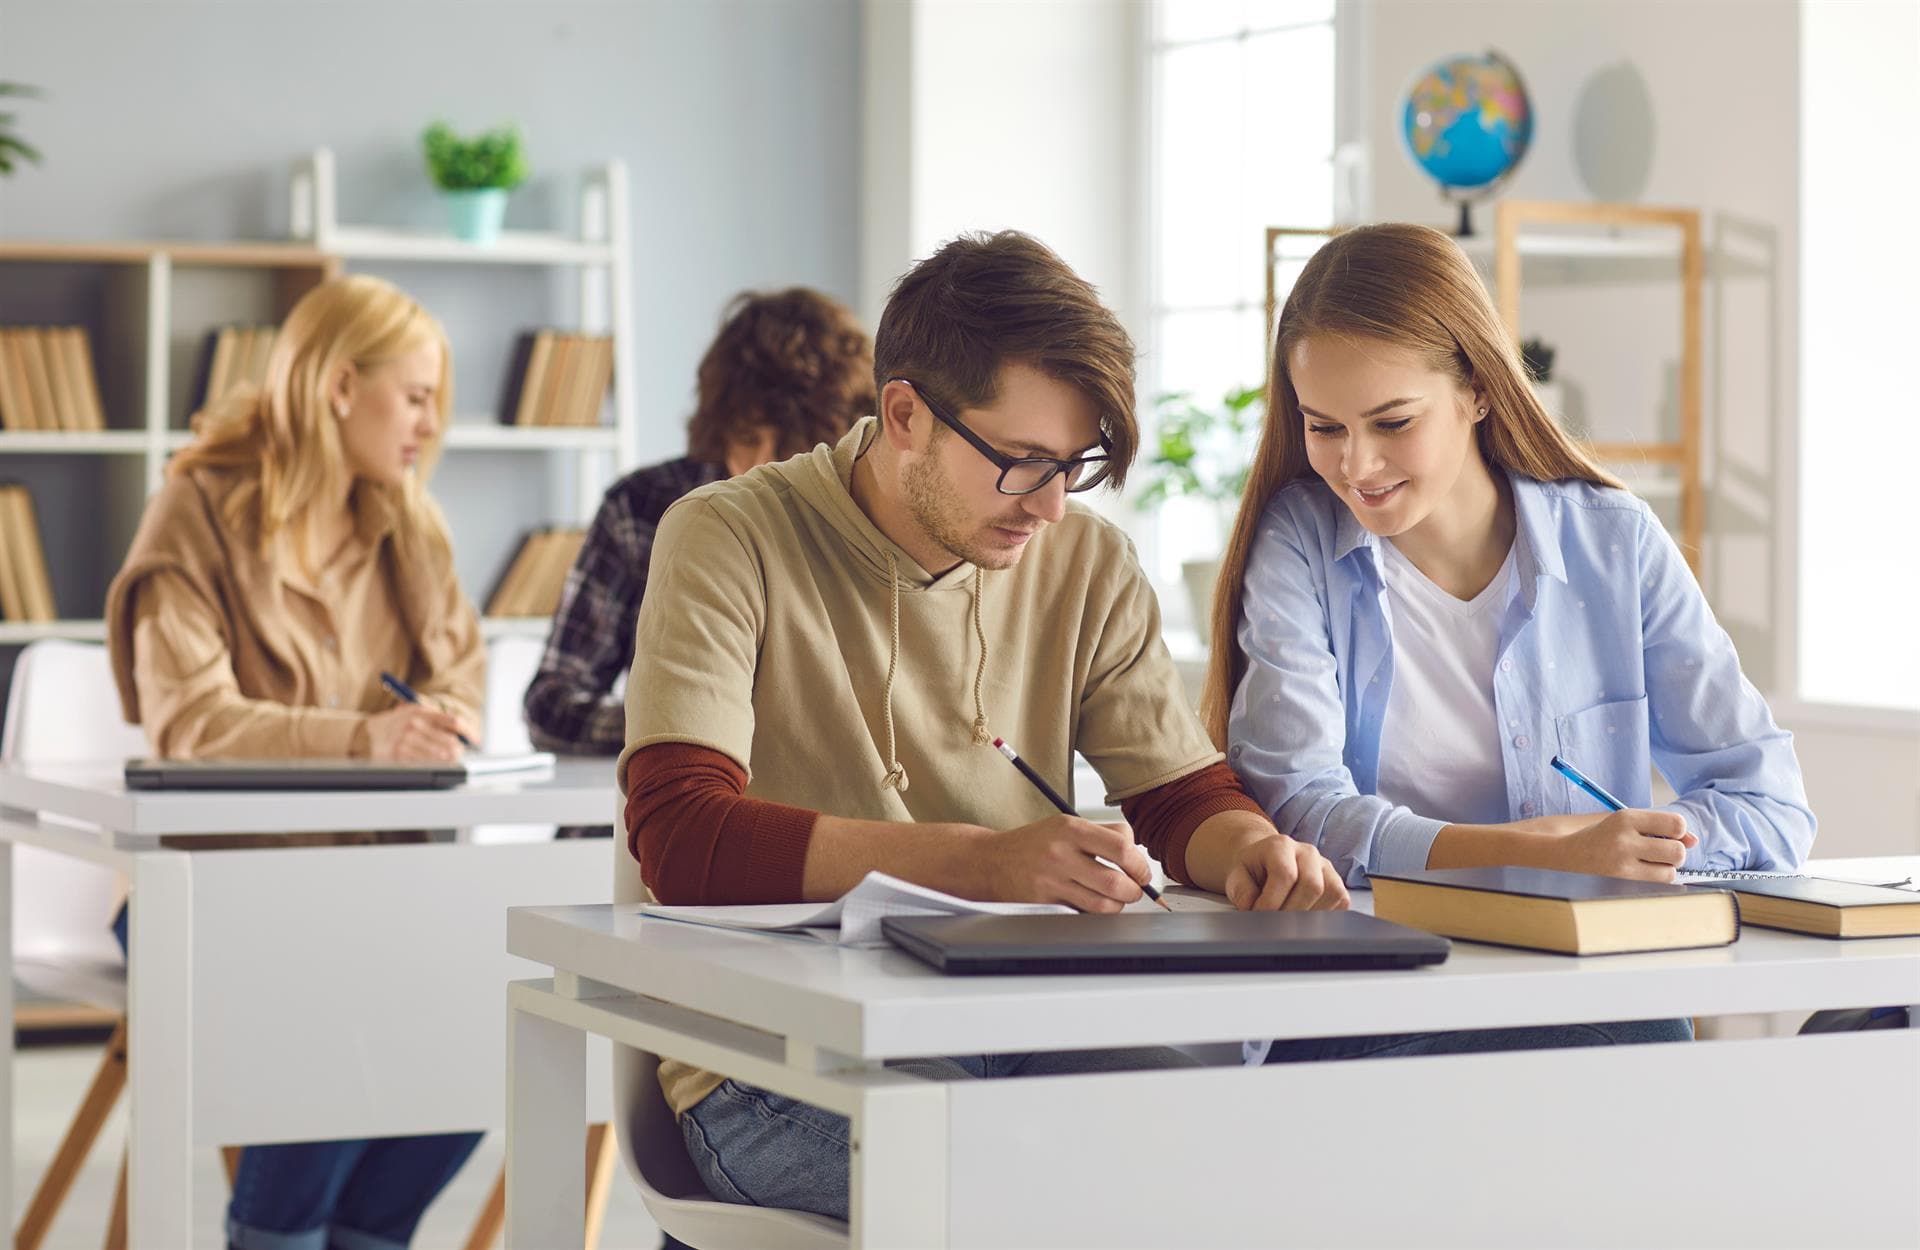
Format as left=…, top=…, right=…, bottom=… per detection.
left=106, top=273, right=485, bottom=1250
left=1202, top=223, right=1813, bottom=893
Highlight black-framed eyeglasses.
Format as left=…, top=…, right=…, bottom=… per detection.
left=889, top=377, right=1115, bottom=496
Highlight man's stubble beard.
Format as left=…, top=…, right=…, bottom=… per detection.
left=901, top=450, right=1028, bottom=572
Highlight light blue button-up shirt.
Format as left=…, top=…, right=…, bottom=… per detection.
left=1227, top=473, right=1815, bottom=885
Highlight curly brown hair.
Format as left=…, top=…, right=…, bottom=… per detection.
left=686, top=288, right=875, bottom=465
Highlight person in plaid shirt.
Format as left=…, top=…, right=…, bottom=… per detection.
left=524, top=289, right=875, bottom=820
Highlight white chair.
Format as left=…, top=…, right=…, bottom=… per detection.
left=612, top=834, right=851, bottom=1249
left=5, top=640, right=150, bottom=1250
left=468, top=633, right=557, bottom=846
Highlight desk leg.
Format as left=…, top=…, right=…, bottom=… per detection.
left=128, top=851, right=194, bottom=1247
left=506, top=992, right=584, bottom=1249
left=848, top=1075, right=948, bottom=1249
left=0, top=838, right=13, bottom=1232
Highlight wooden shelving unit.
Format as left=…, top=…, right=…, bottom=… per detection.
left=1262, top=202, right=1704, bottom=572
left=0, top=146, right=638, bottom=650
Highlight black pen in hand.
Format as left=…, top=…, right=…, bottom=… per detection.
left=991, top=735, right=1171, bottom=912
left=379, top=671, right=475, bottom=749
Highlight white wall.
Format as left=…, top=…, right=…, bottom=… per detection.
left=860, top=0, right=1146, bottom=344
left=0, top=0, right=862, bottom=605
left=1366, top=0, right=1799, bottom=695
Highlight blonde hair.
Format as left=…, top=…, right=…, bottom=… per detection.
left=1200, top=223, right=1624, bottom=746
left=170, top=274, right=453, bottom=568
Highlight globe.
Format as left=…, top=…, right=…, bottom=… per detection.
left=1401, top=50, right=1534, bottom=236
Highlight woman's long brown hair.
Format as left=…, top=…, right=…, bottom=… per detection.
left=1199, top=223, right=1624, bottom=747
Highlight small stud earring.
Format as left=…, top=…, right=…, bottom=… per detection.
left=1478, top=407, right=1488, bottom=417
left=333, top=401, right=348, bottom=420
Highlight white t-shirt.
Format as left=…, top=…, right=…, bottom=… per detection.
left=1375, top=539, right=1516, bottom=826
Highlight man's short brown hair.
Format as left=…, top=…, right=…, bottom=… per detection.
left=874, top=231, right=1138, bottom=485
left=686, top=288, right=875, bottom=466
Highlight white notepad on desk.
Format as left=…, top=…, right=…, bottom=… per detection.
left=461, top=751, right=557, bottom=778
left=641, top=871, right=1075, bottom=948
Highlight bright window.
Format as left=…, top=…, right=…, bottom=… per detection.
left=1799, top=0, right=1920, bottom=710
left=1144, top=0, right=1337, bottom=607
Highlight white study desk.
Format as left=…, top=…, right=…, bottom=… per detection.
left=0, top=757, right=620, bottom=1247
left=505, top=857, right=1920, bottom=1249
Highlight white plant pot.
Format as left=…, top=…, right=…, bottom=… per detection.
left=1530, top=380, right=1586, bottom=438
left=1181, top=557, right=1223, bottom=635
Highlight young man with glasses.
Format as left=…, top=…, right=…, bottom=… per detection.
left=615, top=231, right=1347, bottom=1221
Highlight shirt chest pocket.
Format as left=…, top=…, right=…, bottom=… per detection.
left=1553, top=695, right=1651, bottom=808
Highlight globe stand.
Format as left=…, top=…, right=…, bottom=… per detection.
left=1442, top=170, right=1516, bottom=238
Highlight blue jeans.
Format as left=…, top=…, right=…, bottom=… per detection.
left=680, top=1047, right=1198, bottom=1223
left=109, top=903, right=483, bottom=1250
left=226, top=1135, right=483, bottom=1250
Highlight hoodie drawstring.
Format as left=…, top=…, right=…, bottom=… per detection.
left=877, top=557, right=993, bottom=793
left=880, top=556, right=909, bottom=792
left=969, top=567, right=991, bottom=746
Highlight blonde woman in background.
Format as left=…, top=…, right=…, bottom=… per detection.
left=105, top=274, right=484, bottom=1250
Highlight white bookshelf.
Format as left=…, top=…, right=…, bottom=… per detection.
left=0, top=148, right=639, bottom=648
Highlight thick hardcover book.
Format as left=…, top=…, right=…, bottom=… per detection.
left=1369, top=866, right=1739, bottom=955
left=1682, top=876, right=1920, bottom=938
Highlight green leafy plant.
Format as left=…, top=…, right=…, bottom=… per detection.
left=420, top=122, right=528, bottom=191
left=0, top=83, right=44, bottom=176
left=1521, top=336, right=1556, bottom=383
left=1133, top=385, right=1265, bottom=511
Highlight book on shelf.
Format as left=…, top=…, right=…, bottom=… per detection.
left=190, top=324, right=278, bottom=416
left=0, top=327, right=109, bottom=432
left=0, top=332, right=32, bottom=432
left=14, top=329, right=56, bottom=431
left=64, top=328, right=108, bottom=431
left=1368, top=866, right=1739, bottom=955
left=1681, top=875, right=1920, bottom=938
left=497, top=329, right=613, bottom=426
left=0, top=484, right=57, bottom=622
left=484, top=527, right=587, bottom=618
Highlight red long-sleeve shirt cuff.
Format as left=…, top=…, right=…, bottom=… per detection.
left=623, top=742, right=819, bottom=904
left=1120, top=762, right=1267, bottom=886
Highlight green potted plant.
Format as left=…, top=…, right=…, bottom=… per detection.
left=421, top=121, right=528, bottom=244
left=1521, top=335, right=1581, bottom=436
left=0, top=83, right=44, bottom=177
left=1134, top=384, right=1264, bottom=630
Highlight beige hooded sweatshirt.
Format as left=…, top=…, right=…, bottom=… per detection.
left=620, top=417, right=1221, bottom=1113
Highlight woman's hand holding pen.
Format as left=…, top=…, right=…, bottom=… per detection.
left=977, top=813, right=1153, bottom=914
left=1550, top=809, right=1698, bottom=882
left=364, top=703, right=474, bottom=763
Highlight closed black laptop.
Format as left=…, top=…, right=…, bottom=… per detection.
left=881, top=909, right=1451, bottom=975
left=123, top=758, right=468, bottom=791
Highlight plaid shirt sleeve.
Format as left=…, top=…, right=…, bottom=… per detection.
left=523, top=458, right=719, bottom=754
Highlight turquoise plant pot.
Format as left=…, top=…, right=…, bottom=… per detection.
left=444, top=188, right=509, bottom=244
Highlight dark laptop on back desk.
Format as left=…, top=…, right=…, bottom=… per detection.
left=881, top=909, right=1451, bottom=975
left=123, top=758, right=469, bottom=791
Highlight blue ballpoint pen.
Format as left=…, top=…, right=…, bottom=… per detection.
left=379, top=671, right=476, bottom=748
left=1550, top=754, right=1625, bottom=812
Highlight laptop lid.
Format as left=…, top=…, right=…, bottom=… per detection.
left=122, top=758, right=469, bottom=791
left=881, top=910, right=1451, bottom=976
